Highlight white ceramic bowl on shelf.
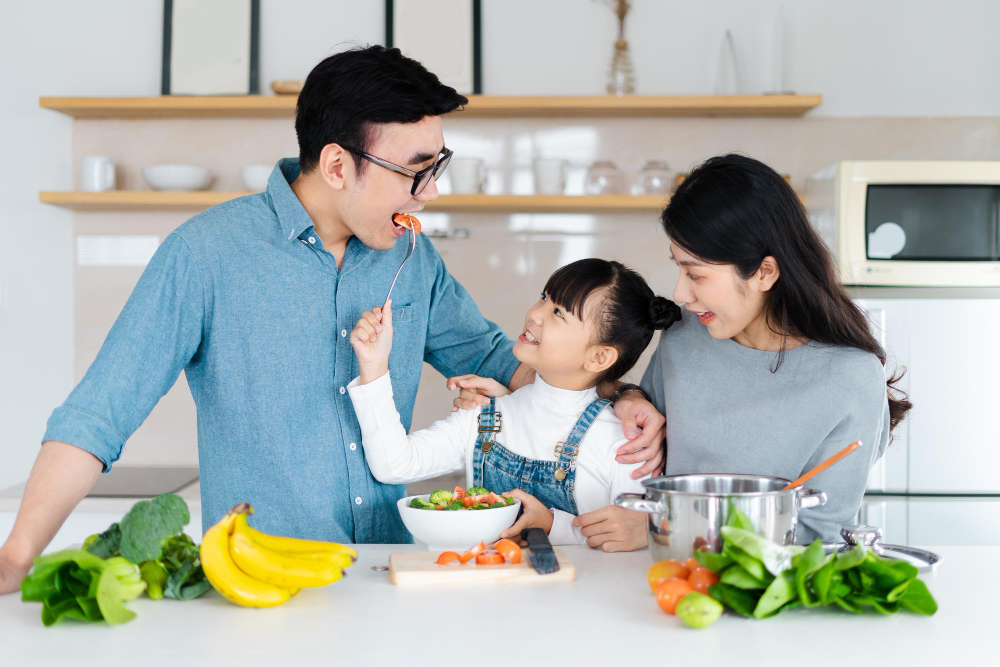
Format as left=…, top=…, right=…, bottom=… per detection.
left=240, top=164, right=272, bottom=191
left=397, top=494, right=520, bottom=550
left=142, top=165, right=212, bottom=191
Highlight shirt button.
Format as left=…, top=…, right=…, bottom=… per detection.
left=350, top=442, right=357, bottom=451
left=355, top=496, right=363, bottom=505
left=308, top=236, right=316, bottom=244
left=340, top=386, right=346, bottom=394
left=341, top=329, right=347, bottom=337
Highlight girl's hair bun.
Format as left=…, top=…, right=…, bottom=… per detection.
left=650, top=297, right=682, bottom=331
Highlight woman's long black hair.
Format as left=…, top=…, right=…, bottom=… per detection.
left=661, top=154, right=912, bottom=432
left=543, top=259, right=681, bottom=389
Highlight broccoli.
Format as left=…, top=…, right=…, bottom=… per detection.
left=466, top=487, right=489, bottom=496
left=409, top=497, right=436, bottom=510
left=428, top=489, right=454, bottom=505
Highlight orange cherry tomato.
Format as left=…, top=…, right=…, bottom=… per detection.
left=647, top=560, right=691, bottom=592
left=453, top=486, right=467, bottom=502
left=656, top=578, right=695, bottom=615
left=494, top=538, right=522, bottom=564
left=687, top=567, right=720, bottom=594
left=475, top=549, right=505, bottom=565
left=436, top=551, right=461, bottom=565
left=462, top=496, right=477, bottom=508
left=684, top=558, right=700, bottom=571
left=459, top=541, right=486, bottom=564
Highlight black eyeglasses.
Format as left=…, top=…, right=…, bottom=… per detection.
left=344, top=146, right=453, bottom=196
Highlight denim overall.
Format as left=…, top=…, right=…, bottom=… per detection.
left=471, top=396, right=611, bottom=515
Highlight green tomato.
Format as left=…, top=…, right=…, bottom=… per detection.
left=675, top=592, right=723, bottom=629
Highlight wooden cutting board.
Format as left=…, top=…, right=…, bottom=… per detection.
left=389, top=548, right=576, bottom=586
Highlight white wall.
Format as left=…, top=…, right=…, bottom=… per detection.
left=1, top=0, right=998, bottom=489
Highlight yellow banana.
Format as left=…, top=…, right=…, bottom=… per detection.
left=235, top=514, right=354, bottom=570
left=230, top=517, right=345, bottom=589
left=242, top=517, right=358, bottom=562
left=199, top=504, right=295, bottom=608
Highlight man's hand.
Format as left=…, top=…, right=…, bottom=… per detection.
left=446, top=374, right=510, bottom=412
left=573, top=505, right=647, bottom=552
left=612, top=392, right=666, bottom=479
left=0, top=548, right=32, bottom=595
left=499, top=490, right=553, bottom=538
left=349, top=300, right=393, bottom=384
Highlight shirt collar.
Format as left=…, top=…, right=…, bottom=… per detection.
left=266, top=158, right=316, bottom=243
left=521, top=373, right=600, bottom=409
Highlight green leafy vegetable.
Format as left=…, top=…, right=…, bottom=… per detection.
left=21, top=549, right=145, bottom=626
left=695, top=501, right=937, bottom=620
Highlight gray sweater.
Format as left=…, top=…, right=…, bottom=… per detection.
left=640, top=310, right=890, bottom=544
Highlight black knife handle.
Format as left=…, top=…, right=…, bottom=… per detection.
left=521, top=527, right=553, bottom=552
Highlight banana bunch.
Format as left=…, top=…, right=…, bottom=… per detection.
left=200, top=502, right=357, bottom=608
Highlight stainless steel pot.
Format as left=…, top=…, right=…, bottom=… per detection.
left=616, top=474, right=827, bottom=562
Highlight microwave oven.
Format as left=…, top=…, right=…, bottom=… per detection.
left=806, top=161, right=1000, bottom=287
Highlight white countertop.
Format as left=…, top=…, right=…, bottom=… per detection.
left=0, top=510, right=993, bottom=665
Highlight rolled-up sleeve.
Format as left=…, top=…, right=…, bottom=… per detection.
left=42, top=232, right=206, bottom=471
left=421, top=243, right=518, bottom=386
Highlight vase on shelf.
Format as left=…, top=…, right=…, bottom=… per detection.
left=604, top=0, right=635, bottom=96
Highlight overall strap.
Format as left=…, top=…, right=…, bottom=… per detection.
left=553, top=398, right=610, bottom=481
left=476, top=396, right=501, bottom=453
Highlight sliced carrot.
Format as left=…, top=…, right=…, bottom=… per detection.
left=475, top=549, right=505, bottom=565
left=459, top=541, right=486, bottom=564
left=436, top=551, right=461, bottom=565
left=494, top=538, right=521, bottom=564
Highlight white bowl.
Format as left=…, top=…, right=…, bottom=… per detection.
left=240, top=164, right=272, bottom=191
left=142, top=164, right=212, bottom=191
left=397, top=494, right=520, bottom=550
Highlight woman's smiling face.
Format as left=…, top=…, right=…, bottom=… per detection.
left=669, top=240, right=769, bottom=340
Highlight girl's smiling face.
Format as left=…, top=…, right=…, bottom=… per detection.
left=513, top=291, right=617, bottom=390
left=669, top=240, right=778, bottom=343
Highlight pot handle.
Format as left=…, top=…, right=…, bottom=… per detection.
left=615, top=493, right=664, bottom=514
left=797, top=487, right=827, bottom=509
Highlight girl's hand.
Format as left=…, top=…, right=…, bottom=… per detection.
left=499, top=489, right=553, bottom=538
left=446, top=374, right=510, bottom=412
left=572, top=505, right=648, bottom=552
left=350, top=300, right=393, bottom=384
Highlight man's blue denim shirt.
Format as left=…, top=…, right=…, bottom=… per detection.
left=43, top=158, right=519, bottom=543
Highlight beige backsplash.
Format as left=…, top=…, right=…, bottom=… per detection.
left=68, top=115, right=1000, bottom=471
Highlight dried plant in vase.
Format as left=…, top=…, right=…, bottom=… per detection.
left=603, top=0, right=635, bottom=96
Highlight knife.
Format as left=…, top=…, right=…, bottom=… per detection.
left=521, top=527, right=560, bottom=575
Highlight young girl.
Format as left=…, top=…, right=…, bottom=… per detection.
left=347, top=259, right=680, bottom=549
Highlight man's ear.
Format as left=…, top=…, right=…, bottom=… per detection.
left=317, top=143, right=350, bottom=190
left=755, top=255, right=781, bottom=293
left=584, top=345, right=618, bottom=374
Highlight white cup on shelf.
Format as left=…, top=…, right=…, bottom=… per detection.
left=80, top=156, right=116, bottom=192
left=448, top=158, right=486, bottom=194
left=532, top=158, right=568, bottom=195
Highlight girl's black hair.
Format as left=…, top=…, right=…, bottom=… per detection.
left=661, top=153, right=912, bottom=433
left=543, top=258, right=681, bottom=387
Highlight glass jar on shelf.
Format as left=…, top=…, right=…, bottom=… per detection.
left=585, top=161, right=622, bottom=195
left=635, top=160, right=673, bottom=195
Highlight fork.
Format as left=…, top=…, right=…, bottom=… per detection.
left=381, top=226, right=416, bottom=319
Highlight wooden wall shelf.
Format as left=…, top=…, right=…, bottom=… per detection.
left=39, top=191, right=670, bottom=213
left=39, top=94, right=822, bottom=119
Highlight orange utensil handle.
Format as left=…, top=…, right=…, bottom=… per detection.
left=782, top=440, right=862, bottom=491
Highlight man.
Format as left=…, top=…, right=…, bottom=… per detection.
left=0, top=46, right=664, bottom=594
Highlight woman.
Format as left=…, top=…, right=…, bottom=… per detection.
left=640, top=153, right=911, bottom=542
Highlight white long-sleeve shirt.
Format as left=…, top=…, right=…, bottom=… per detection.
left=347, top=372, right=648, bottom=545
